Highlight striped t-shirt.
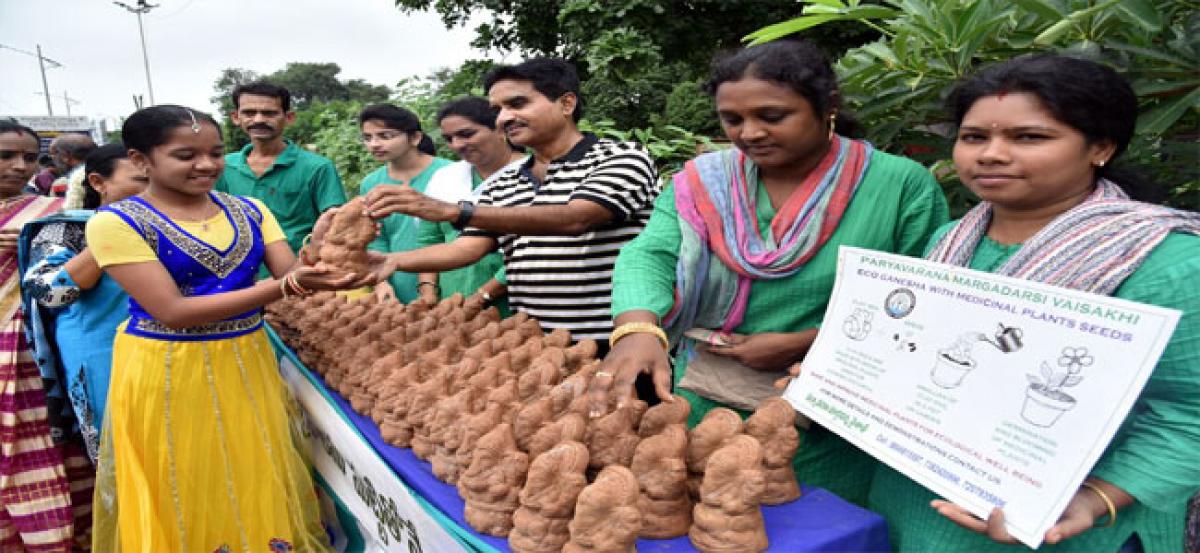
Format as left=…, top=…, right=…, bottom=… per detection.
left=462, top=133, right=660, bottom=341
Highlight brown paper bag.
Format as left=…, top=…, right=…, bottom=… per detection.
left=676, top=341, right=812, bottom=429
left=677, top=347, right=785, bottom=412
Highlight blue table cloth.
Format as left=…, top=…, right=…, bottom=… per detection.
left=273, top=331, right=892, bottom=552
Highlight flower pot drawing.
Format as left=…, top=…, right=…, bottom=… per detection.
left=1020, top=350, right=1090, bottom=428
left=1021, top=384, right=1077, bottom=427
left=931, top=350, right=976, bottom=388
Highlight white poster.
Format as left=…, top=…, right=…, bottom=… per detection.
left=783, top=247, right=1180, bottom=548
left=279, top=356, right=464, bottom=553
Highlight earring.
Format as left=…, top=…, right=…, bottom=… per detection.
left=828, top=112, right=838, bottom=141
left=1095, top=159, right=1107, bottom=168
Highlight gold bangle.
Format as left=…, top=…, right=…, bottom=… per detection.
left=610, top=322, right=669, bottom=351
left=1081, top=481, right=1117, bottom=528
left=279, top=276, right=291, bottom=298
left=301, top=233, right=313, bottom=249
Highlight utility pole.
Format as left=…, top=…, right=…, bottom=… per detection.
left=35, top=91, right=82, bottom=116
left=37, top=45, right=52, bottom=115
left=113, top=0, right=159, bottom=106
left=0, top=43, right=64, bottom=116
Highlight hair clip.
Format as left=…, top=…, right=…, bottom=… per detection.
left=188, top=110, right=201, bottom=134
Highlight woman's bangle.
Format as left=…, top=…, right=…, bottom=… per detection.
left=478, top=290, right=493, bottom=303
left=279, top=276, right=292, bottom=298
left=1081, top=481, right=1117, bottom=528
left=418, top=281, right=438, bottom=292
left=610, top=322, right=669, bottom=351
left=301, top=233, right=313, bottom=249
left=287, top=272, right=313, bottom=296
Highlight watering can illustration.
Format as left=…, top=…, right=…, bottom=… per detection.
left=975, top=323, right=1024, bottom=353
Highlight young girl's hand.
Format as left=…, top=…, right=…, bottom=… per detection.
left=290, top=266, right=359, bottom=292
left=300, top=208, right=338, bottom=265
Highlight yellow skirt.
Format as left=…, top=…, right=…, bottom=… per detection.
left=92, top=325, right=329, bottom=552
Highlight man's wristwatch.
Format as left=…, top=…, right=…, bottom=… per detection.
left=452, top=200, right=475, bottom=230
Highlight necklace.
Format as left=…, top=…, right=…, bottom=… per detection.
left=161, top=200, right=219, bottom=231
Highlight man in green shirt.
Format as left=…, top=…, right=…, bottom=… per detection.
left=215, top=81, right=345, bottom=254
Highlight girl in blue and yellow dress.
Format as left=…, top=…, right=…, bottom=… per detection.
left=86, top=106, right=359, bottom=552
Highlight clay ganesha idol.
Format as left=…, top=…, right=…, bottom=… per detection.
left=458, top=423, right=529, bottom=536
left=689, top=434, right=768, bottom=553
left=563, top=465, right=642, bottom=553
left=315, top=196, right=376, bottom=275
left=686, top=407, right=743, bottom=500
left=509, top=441, right=590, bottom=553
left=631, top=424, right=691, bottom=539
left=744, top=397, right=801, bottom=505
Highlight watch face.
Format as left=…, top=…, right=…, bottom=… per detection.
left=884, top=288, right=916, bottom=319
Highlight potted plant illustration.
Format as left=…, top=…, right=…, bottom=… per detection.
left=1021, top=347, right=1092, bottom=428
left=931, top=336, right=977, bottom=388
left=930, top=325, right=1025, bottom=389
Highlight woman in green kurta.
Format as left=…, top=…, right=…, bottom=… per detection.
left=414, top=97, right=526, bottom=316
left=867, top=54, right=1200, bottom=552
left=592, top=40, right=949, bottom=506
left=357, top=104, right=452, bottom=303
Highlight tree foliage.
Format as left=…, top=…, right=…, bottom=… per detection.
left=393, top=0, right=877, bottom=132
left=211, top=62, right=392, bottom=149
left=752, top=0, right=1199, bottom=213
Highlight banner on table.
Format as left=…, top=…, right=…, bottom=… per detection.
left=783, top=247, right=1180, bottom=548
left=279, top=356, right=463, bottom=553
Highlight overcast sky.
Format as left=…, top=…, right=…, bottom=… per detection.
left=0, top=0, right=496, bottom=121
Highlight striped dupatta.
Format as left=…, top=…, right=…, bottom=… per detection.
left=663, top=137, right=872, bottom=345
left=926, top=179, right=1200, bottom=295
left=0, top=196, right=63, bottom=320
left=0, top=195, right=75, bottom=552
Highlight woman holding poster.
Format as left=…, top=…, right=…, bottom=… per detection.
left=590, top=39, right=949, bottom=506
left=867, top=54, right=1200, bottom=552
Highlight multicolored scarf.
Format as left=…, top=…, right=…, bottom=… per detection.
left=664, top=136, right=873, bottom=345
left=927, top=179, right=1200, bottom=295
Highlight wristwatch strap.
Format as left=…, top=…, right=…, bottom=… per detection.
left=452, top=200, right=475, bottom=231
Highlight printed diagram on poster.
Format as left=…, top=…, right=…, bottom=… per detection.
left=784, top=247, right=1180, bottom=548
left=930, top=323, right=1024, bottom=388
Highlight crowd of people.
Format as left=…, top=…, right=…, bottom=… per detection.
left=0, top=38, right=1195, bottom=553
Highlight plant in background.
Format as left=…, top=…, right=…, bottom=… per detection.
left=579, top=119, right=719, bottom=177
left=308, top=103, right=376, bottom=198
left=747, top=0, right=1199, bottom=214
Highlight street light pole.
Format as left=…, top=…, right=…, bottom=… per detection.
left=113, top=0, right=159, bottom=106
left=36, top=44, right=53, bottom=115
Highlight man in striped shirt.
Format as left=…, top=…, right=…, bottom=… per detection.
left=361, top=58, right=660, bottom=348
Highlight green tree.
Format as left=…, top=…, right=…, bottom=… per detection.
left=393, top=0, right=878, bottom=134
left=307, top=101, right=377, bottom=198
left=749, top=0, right=1199, bottom=212
left=210, top=62, right=393, bottom=150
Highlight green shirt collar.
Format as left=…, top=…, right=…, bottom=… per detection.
left=232, top=140, right=300, bottom=175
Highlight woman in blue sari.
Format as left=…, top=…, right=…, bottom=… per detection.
left=21, top=142, right=148, bottom=461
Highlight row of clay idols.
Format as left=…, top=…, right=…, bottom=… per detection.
left=453, top=395, right=800, bottom=552
left=267, top=290, right=501, bottom=399
left=267, top=295, right=802, bottom=552
left=466, top=399, right=798, bottom=553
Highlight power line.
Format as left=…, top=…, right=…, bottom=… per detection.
left=0, top=44, right=64, bottom=68
left=0, top=43, right=65, bottom=115
left=149, top=0, right=196, bottom=20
